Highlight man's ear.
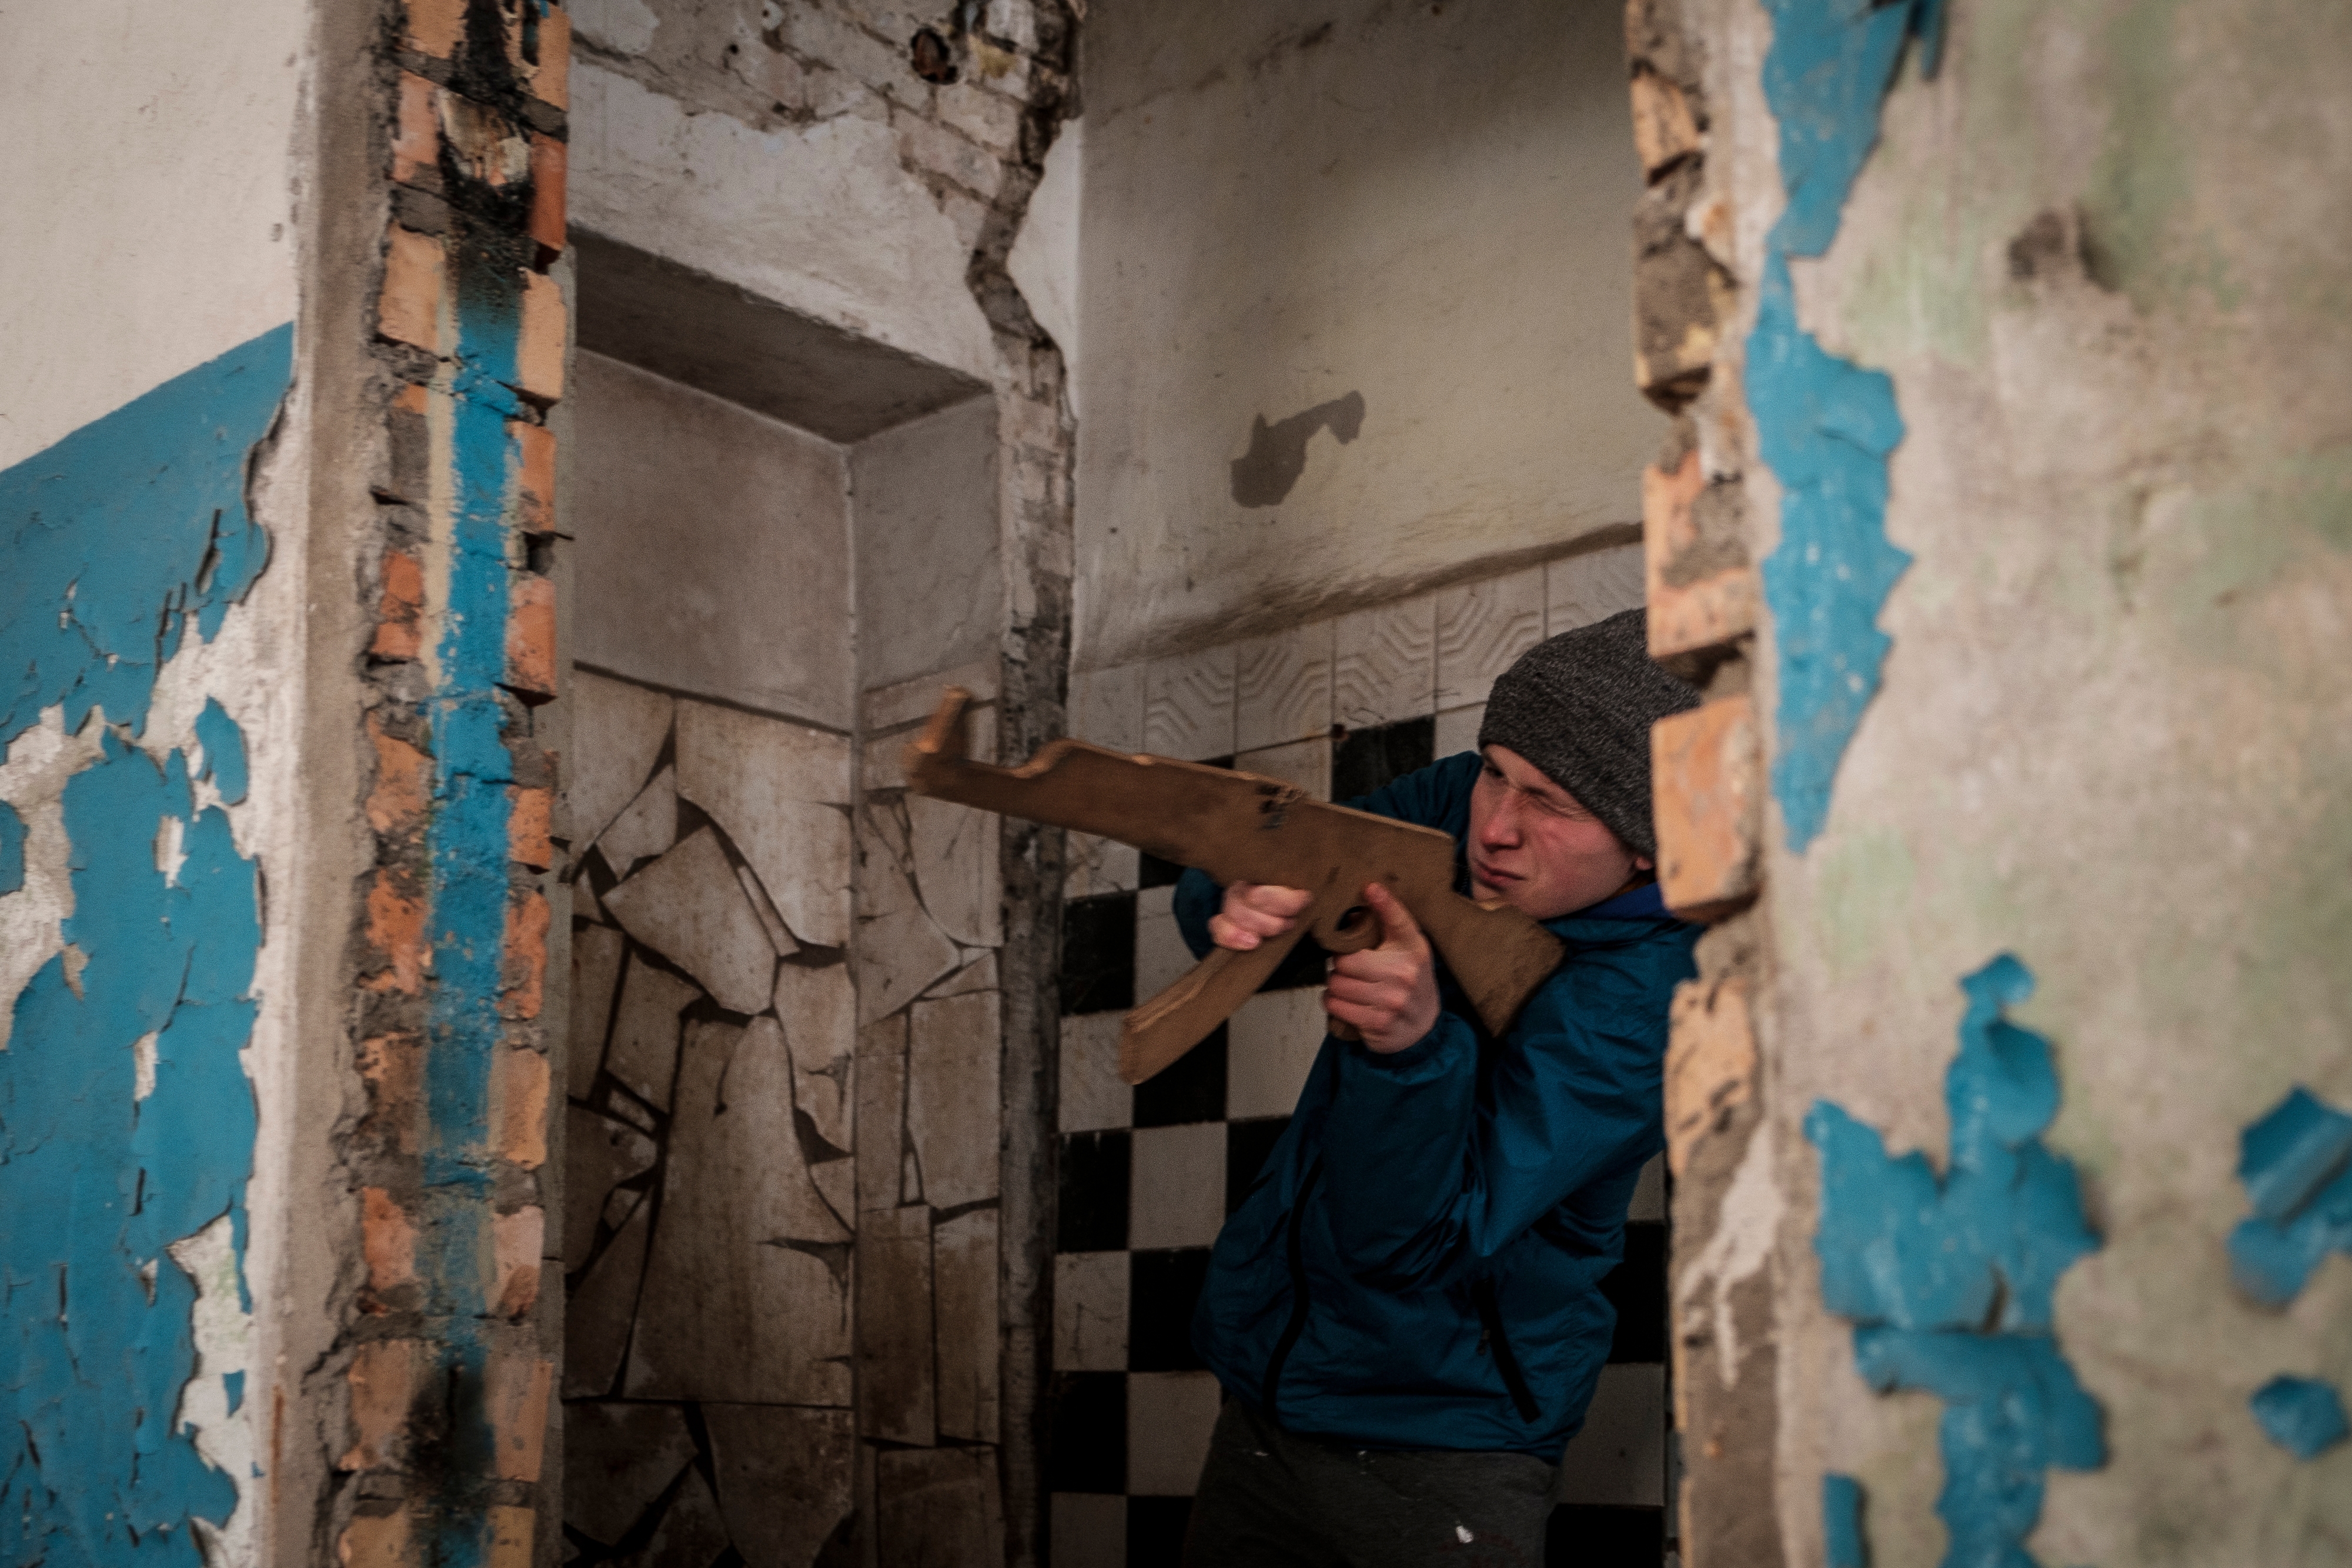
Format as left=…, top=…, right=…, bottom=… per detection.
left=1633, top=854, right=1655, bottom=872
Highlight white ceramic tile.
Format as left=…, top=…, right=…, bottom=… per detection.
left=863, top=654, right=1000, bottom=733
left=1129, top=1123, right=1225, bottom=1251
left=563, top=1186, right=652, bottom=1398
left=1332, top=597, right=1435, bottom=728
left=1051, top=1495, right=1127, bottom=1568
left=908, top=793, right=1002, bottom=949
left=861, top=728, right=910, bottom=793
left=1053, top=1251, right=1130, bottom=1372
left=703, top=1405, right=853, bottom=1568
left=619, top=1467, right=731, bottom=1568
left=1141, top=647, right=1237, bottom=760
left=1070, top=664, right=1144, bottom=754
left=1127, top=1370, right=1222, bottom=1496
left=1547, top=541, right=1647, bottom=635
left=596, top=764, right=678, bottom=874
left=1225, top=988, right=1331, bottom=1121
left=874, top=1446, right=1002, bottom=1562
left=567, top=922, right=627, bottom=1100
left=737, top=860, right=799, bottom=958
left=1555, top=1362, right=1666, bottom=1506
left=1435, top=566, right=1545, bottom=712
left=854, top=800, right=964, bottom=1024
left=859, top=1205, right=936, bottom=1445
left=774, top=961, right=856, bottom=1154
left=926, top=952, right=999, bottom=999
left=1059, top=1011, right=1132, bottom=1134
left=1234, top=623, right=1334, bottom=753
left=603, top=954, right=701, bottom=1111
left=674, top=700, right=853, bottom=949
left=1433, top=703, right=1485, bottom=761
left=1133, top=885, right=1192, bottom=1004
left=569, top=668, right=673, bottom=848
left=1064, top=833, right=1141, bottom=901
left=565, top=1402, right=697, bottom=1547
left=906, top=989, right=1001, bottom=1209
left=856, top=1015, right=908, bottom=1215
left=1629, top=1154, right=1668, bottom=1223
left=1234, top=737, right=1331, bottom=800
left=629, top=1018, right=851, bottom=1404
left=934, top=1208, right=1001, bottom=1442
left=562, top=1105, right=657, bottom=1271
left=604, top=827, right=779, bottom=1015
left=603, top=1184, right=644, bottom=1232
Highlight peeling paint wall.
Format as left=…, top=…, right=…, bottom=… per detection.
left=1073, top=0, right=1665, bottom=669
left=1635, top=0, right=2352, bottom=1562
left=2, top=2, right=309, bottom=1560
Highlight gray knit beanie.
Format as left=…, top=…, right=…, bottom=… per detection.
left=1475, top=607, right=1699, bottom=860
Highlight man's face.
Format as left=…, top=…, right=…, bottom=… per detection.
left=1466, top=745, right=1648, bottom=920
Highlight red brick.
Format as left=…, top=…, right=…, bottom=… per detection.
left=1651, top=694, right=1760, bottom=921
left=491, top=1205, right=545, bottom=1318
left=340, top=1509, right=416, bottom=1568
left=1629, top=69, right=1701, bottom=178
left=365, top=711, right=429, bottom=834
left=379, top=226, right=444, bottom=353
left=528, top=134, right=566, bottom=259
left=393, top=73, right=439, bottom=185
left=1644, top=447, right=1758, bottom=659
left=504, top=574, right=556, bottom=701
left=515, top=270, right=564, bottom=403
left=364, top=872, right=427, bottom=994
left=403, top=0, right=465, bottom=57
left=356, top=1032, right=423, bottom=1155
left=511, top=420, right=554, bottom=533
left=530, top=9, right=570, bottom=111
left=361, top=1188, right=418, bottom=1293
left=508, top=786, right=552, bottom=871
left=1663, top=975, right=1756, bottom=1177
left=500, top=890, right=550, bottom=1022
left=372, top=549, right=425, bottom=661
left=487, top=1354, right=554, bottom=1481
left=341, top=1339, right=421, bottom=1472
left=493, top=1048, right=550, bottom=1170
left=485, top=1506, right=536, bottom=1568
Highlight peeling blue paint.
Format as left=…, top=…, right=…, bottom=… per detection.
left=2228, top=1085, right=2352, bottom=1306
left=1824, top=1472, right=1869, bottom=1568
left=0, top=798, right=23, bottom=895
left=1749, top=0, right=1940, bottom=851
left=1808, top=955, right=2104, bottom=1568
left=193, top=698, right=248, bottom=806
left=1, top=327, right=286, bottom=1563
left=2250, top=1375, right=2350, bottom=1461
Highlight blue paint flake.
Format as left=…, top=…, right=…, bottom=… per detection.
left=1749, top=0, right=1942, bottom=850
left=193, top=698, right=248, bottom=805
left=1824, top=1472, right=1869, bottom=1568
left=0, top=798, right=24, bottom=895
left=1808, top=955, right=2104, bottom=1568
left=2250, top=1375, right=2350, bottom=1461
left=2227, top=1085, right=2352, bottom=1306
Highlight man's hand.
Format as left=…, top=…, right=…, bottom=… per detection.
left=1324, top=883, right=1440, bottom=1054
left=1209, top=880, right=1314, bottom=951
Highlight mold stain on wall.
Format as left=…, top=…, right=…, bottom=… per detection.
left=1, top=323, right=291, bottom=1562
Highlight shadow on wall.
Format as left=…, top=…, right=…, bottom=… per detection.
left=1230, top=391, right=1365, bottom=507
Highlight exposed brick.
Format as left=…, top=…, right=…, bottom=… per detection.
left=516, top=270, right=564, bottom=403
left=525, top=7, right=570, bottom=112
left=508, top=785, right=552, bottom=871
left=386, top=385, right=430, bottom=503
left=341, top=1339, right=421, bottom=1472
left=1652, top=564, right=1758, bottom=661
left=494, top=1047, right=550, bottom=1170
left=491, top=1205, right=546, bottom=1317
left=1629, top=68, right=1702, bottom=179
left=371, top=550, right=424, bottom=661
left=486, top=1353, right=554, bottom=1481
left=503, top=573, right=556, bottom=701
left=365, top=872, right=427, bottom=994
left=379, top=226, right=445, bottom=353
left=935, top=81, right=1025, bottom=157
left=511, top=420, right=555, bottom=532
left=437, top=95, right=530, bottom=189
left=1663, top=975, right=1756, bottom=1177
left=499, top=890, right=550, bottom=1021
left=393, top=72, right=440, bottom=187
left=1652, top=694, right=1760, bottom=921
left=339, top=1508, right=416, bottom=1568
left=1632, top=167, right=1725, bottom=412
left=366, top=711, right=430, bottom=835
left=894, top=110, right=1003, bottom=198
left=362, top=1188, right=419, bottom=1293
left=527, top=133, right=566, bottom=258
left=403, top=0, right=465, bottom=59
left=485, top=1505, right=536, bottom=1568
left=1644, top=450, right=1758, bottom=659
left=356, top=1032, right=423, bottom=1155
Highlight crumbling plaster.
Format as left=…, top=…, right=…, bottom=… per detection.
left=1072, top=0, right=1663, bottom=670
left=1722, top=0, right=2352, bottom=1561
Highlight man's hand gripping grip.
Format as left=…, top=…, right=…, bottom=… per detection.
left=903, top=689, right=1565, bottom=1085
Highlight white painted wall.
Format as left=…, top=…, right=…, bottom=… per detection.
left=853, top=397, right=1003, bottom=693
left=1073, top=0, right=1661, bottom=668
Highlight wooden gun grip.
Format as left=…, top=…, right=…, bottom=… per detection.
left=1118, top=922, right=1311, bottom=1085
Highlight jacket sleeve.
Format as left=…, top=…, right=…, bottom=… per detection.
left=1313, top=937, right=1676, bottom=1288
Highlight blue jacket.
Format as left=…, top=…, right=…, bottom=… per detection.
left=1174, top=751, right=1699, bottom=1458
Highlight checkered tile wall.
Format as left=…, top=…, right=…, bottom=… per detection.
left=1047, top=714, right=1673, bottom=1568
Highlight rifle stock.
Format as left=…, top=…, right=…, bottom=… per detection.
left=904, top=688, right=1563, bottom=1084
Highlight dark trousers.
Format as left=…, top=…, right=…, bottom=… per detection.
left=1179, top=1398, right=1557, bottom=1568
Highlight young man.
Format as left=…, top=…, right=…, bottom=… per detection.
left=1170, top=607, right=1702, bottom=1567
